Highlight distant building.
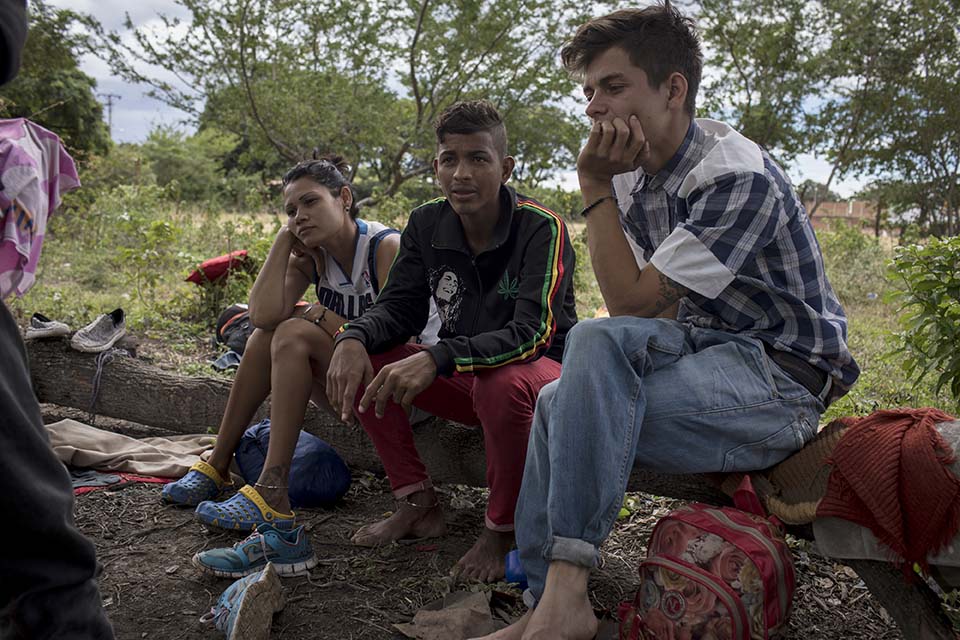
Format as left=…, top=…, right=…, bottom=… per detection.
left=805, top=199, right=878, bottom=232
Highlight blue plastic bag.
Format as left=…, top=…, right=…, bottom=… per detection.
left=504, top=549, right=528, bottom=589
left=234, top=419, right=351, bottom=508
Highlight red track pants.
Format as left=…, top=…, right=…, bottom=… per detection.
left=355, top=343, right=561, bottom=531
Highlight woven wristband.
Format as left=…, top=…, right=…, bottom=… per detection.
left=579, top=195, right=615, bottom=218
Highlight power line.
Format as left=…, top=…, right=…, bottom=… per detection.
left=97, top=93, right=121, bottom=137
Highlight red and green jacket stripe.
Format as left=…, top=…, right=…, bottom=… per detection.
left=451, top=199, right=566, bottom=372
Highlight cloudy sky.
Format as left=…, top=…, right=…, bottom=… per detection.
left=49, top=0, right=868, bottom=196
left=47, top=0, right=191, bottom=143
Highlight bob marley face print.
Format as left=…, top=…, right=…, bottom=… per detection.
left=437, top=271, right=459, bottom=302
left=430, top=267, right=464, bottom=332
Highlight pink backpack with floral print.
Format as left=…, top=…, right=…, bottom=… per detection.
left=618, top=477, right=795, bottom=640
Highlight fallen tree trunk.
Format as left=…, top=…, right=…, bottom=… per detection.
left=847, top=559, right=956, bottom=640
left=26, top=339, right=489, bottom=486
left=25, top=339, right=726, bottom=501
left=25, top=338, right=956, bottom=640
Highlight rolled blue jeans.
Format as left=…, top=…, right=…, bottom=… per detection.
left=515, top=317, right=825, bottom=607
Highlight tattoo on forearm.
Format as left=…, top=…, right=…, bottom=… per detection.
left=651, top=273, right=688, bottom=315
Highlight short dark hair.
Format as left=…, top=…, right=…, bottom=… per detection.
left=434, top=100, right=508, bottom=158
left=561, top=3, right=702, bottom=116
left=282, top=154, right=359, bottom=218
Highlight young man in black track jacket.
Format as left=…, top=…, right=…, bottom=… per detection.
left=327, top=100, right=577, bottom=583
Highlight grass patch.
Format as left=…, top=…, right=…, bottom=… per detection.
left=824, top=300, right=954, bottom=421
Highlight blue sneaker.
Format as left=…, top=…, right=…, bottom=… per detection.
left=193, top=523, right=317, bottom=578
left=195, top=485, right=296, bottom=532
left=200, top=563, right=284, bottom=640
left=162, top=460, right=230, bottom=506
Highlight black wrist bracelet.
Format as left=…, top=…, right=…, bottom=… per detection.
left=579, top=195, right=616, bottom=218
left=302, top=303, right=327, bottom=327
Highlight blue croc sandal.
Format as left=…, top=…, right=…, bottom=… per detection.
left=195, top=485, right=296, bottom=532
left=162, top=460, right=230, bottom=506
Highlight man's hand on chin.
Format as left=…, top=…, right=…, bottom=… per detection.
left=577, top=115, right=651, bottom=190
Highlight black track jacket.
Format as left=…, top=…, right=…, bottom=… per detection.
left=335, top=186, right=578, bottom=376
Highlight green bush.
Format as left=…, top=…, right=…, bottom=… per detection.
left=817, top=224, right=889, bottom=305
left=142, top=126, right=240, bottom=205
left=887, top=237, right=960, bottom=407
left=571, top=227, right=603, bottom=316
left=512, top=183, right=583, bottom=220
left=60, top=144, right=156, bottom=214
left=219, top=170, right=272, bottom=212
left=363, top=192, right=421, bottom=231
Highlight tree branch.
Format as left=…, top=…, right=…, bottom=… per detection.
left=409, top=0, right=430, bottom=127
left=237, top=0, right=299, bottom=162
left=811, top=72, right=873, bottom=217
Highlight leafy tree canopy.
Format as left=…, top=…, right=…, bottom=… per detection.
left=694, top=0, right=959, bottom=234
left=0, top=0, right=110, bottom=159
left=55, top=0, right=957, bottom=235
left=103, top=0, right=604, bottom=199
left=696, top=0, right=818, bottom=165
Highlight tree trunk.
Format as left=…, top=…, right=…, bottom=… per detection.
left=846, top=559, right=956, bottom=640
left=25, top=339, right=488, bottom=487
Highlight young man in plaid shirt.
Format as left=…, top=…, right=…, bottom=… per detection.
left=478, top=4, right=859, bottom=639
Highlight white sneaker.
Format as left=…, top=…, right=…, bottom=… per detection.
left=25, top=313, right=71, bottom=339
left=70, top=308, right=126, bottom=353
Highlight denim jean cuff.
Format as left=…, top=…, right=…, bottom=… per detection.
left=522, top=588, right=538, bottom=610
left=544, top=535, right=601, bottom=569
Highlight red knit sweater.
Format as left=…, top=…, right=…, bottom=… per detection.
left=817, top=408, right=958, bottom=572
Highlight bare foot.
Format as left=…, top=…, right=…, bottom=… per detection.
left=352, top=488, right=447, bottom=546
left=468, top=609, right=531, bottom=640
left=453, top=527, right=514, bottom=582
left=522, top=562, right=597, bottom=640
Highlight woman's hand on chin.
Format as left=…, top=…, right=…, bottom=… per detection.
left=277, top=226, right=310, bottom=258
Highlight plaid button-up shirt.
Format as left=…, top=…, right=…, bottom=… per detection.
left=612, top=119, right=860, bottom=389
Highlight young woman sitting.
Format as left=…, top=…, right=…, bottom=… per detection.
left=161, top=156, right=438, bottom=530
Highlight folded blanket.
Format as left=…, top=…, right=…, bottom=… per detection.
left=47, top=418, right=217, bottom=478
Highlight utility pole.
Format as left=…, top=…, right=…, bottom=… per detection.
left=97, top=93, right=121, bottom=138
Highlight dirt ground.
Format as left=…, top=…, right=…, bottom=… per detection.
left=73, top=473, right=907, bottom=640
